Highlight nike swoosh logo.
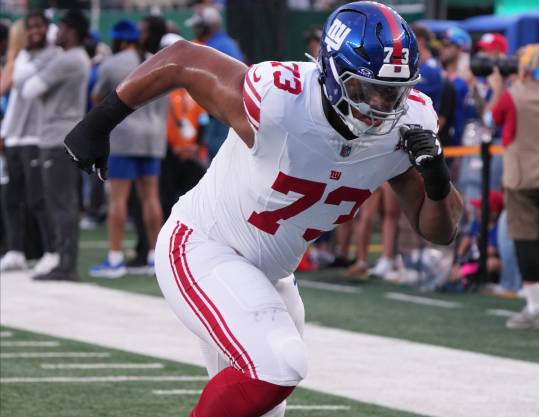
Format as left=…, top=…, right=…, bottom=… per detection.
left=253, top=68, right=261, bottom=82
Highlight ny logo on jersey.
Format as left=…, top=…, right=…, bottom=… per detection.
left=329, top=170, right=342, bottom=180
left=325, top=18, right=351, bottom=51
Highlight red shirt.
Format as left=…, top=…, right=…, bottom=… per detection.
left=492, top=90, right=517, bottom=146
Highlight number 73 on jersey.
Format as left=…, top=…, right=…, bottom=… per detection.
left=248, top=171, right=370, bottom=241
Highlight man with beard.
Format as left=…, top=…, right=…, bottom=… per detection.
left=0, top=10, right=58, bottom=276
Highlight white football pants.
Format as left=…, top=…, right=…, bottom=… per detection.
left=155, top=217, right=307, bottom=416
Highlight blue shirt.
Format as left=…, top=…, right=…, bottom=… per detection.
left=468, top=219, right=498, bottom=250
left=205, top=30, right=244, bottom=62
left=416, top=58, right=443, bottom=112
left=451, top=77, right=469, bottom=145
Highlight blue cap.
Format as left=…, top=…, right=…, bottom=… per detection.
left=444, top=27, right=471, bottom=52
left=111, top=19, right=139, bottom=42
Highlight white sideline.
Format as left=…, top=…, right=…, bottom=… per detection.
left=298, top=280, right=359, bottom=293
left=287, top=405, right=351, bottom=411
left=0, top=376, right=208, bottom=384
left=1, top=341, right=59, bottom=347
left=41, top=363, right=164, bottom=370
left=2, top=271, right=539, bottom=417
left=384, top=292, right=462, bottom=308
left=153, top=389, right=202, bottom=395
left=0, top=331, right=13, bottom=337
left=1, top=352, right=110, bottom=359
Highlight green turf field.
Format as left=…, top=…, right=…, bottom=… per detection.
left=0, top=326, right=427, bottom=417
left=76, top=227, right=536, bottom=364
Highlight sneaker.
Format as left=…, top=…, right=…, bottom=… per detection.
left=506, top=307, right=539, bottom=329
left=32, top=253, right=59, bottom=277
left=79, top=216, right=98, bottom=230
left=33, top=268, right=79, bottom=282
left=327, top=256, right=355, bottom=268
left=126, top=255, right=155, bottom=276
left=369, top=256, right=395, bottom=278
left=345, top=260, right=369, bottom=280
left=89, top=259, right=126, bottom=279
left=0, top=251, right=27, bottom=272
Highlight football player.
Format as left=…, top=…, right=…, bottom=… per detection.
left=64, top=2, right=463, bottom=416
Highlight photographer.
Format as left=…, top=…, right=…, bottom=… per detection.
left=469, top=33, right=517, bottom=119
left=489, top=44, right=539, bottom=329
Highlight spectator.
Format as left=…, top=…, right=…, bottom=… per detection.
left=490, top=43, right=539, bottom=329
left=0, top=10, right=59, bottom=276
left=89, top=19, right=168, bottom=278
left=346, top=183, right=402, bottom=280
left=79, top=30, right=109, bottom=231
left=186, top=5, right=244, bottom=162
left=20, top=9, right=91, bottom=281
left=160, top=87, right=208, bottom=219
left=139, top=15, right=167, bottom=54
left=440, top=27, right=471, bottom=146
left=448, top=191, right=503, bottom=288
left=304, top=25, right=322, bottom=59
left=412, top=23, right=443, bottom=112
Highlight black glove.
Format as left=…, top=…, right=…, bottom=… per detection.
left=64, top=91, right=133, bottom=181
left=399, top=125, right=451, bottom=201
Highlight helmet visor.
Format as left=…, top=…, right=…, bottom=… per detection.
left=342, top=74, right=411, bottom=116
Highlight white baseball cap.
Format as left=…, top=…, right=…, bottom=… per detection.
left=185, top=7, right=222, bottom=28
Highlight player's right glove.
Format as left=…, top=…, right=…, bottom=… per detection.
left=399, top=125, right=451, bottom=201
left=64, top=91, right=133, bottom=181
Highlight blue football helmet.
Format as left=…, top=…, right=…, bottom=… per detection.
left=318, top=1, right=420, bottom=136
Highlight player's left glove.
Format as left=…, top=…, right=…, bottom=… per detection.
left=399, top=125, right=451, bottom=201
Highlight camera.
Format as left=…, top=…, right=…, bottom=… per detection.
left=470, top=54, right=519, bottom=77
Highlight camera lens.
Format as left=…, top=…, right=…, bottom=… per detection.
left=470, top=54, right=494, bottom=77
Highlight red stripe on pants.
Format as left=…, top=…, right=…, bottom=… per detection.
left=169, top=222, right=258, bottom=378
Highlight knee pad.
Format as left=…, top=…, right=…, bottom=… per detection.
left=266, top=330, right=307, bottom=385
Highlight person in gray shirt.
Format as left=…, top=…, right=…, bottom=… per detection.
left=21, top=10, right=90, bottom=281
left=0, top=11, right=59, bottom=276
left=89, top=19, right=167, bottom=279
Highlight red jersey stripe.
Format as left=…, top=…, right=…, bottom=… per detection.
left=243, top=86, right=261, bottom=126
left=408, top=94, right=426, bottom=105
left=245, top=69, right=262, bottom=102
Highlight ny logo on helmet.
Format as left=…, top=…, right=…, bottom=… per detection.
left=325, top=18, right=351, bottom=51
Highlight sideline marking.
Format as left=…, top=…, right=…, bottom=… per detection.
left=486, top=309, right=517, bottom=318
left=299, top=280, right=359, bottom=294
left=0, top=375, right=209, bottom=384
left=41, top=363, right=164, bottom=370
left=0, top=331, right=13, bottom=337
left=1, top=341, right=59, bottom=347
left=287, top=405, right=351, bottom=410
left=1, top=352, right=110, bottom=359
left=153, top=389, right=203, bottom=395
left=385, top=292, right=462, bottom=309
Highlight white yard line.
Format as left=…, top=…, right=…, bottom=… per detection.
left=153, top=389, right=203, bottom=395
left=486, top=309, right=518, bottom=318
left=287, top=405, right=351, bottom=411
left=2, top=271, right=538, bottom=417
left=41, top=363, right=164, bottom=370
left=1, top=352, right=110, bottom=359
left=298, top=280, right=360, bottom=293
left=385, top=292, right=462, bottom=308
left=0, top=375, right=208, bottom=384
left=0, top=331, right=13, bottom=337
left=1, top=341, right=59, bottom=347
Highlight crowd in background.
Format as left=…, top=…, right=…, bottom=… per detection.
left=0, top=1, right=538, bottom=329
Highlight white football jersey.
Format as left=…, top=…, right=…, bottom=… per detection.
left=173, top=61, right=438, bottom=280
